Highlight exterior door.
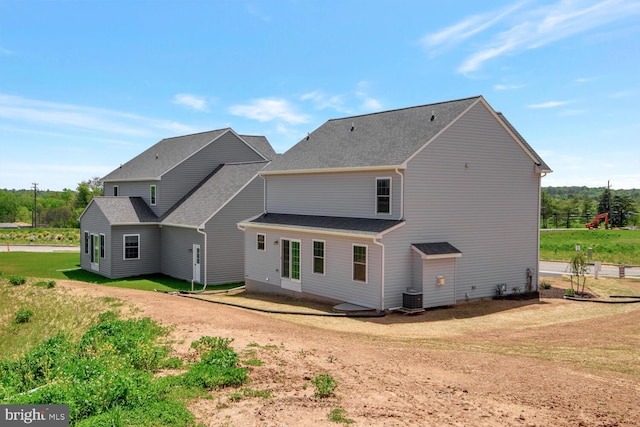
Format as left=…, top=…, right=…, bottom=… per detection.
left=90, top=234, right=99, bottom=271
left=192, top=244, right=201, bottom=283
left=281, top=239, right=301, bottom=292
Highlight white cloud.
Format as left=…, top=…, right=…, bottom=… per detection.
left=362, top=98, right=382, bottom=111
left=527, top=100, right=572, bottom=109
left=172, top=93, right=208, bottom=111
left=228, top=98, right=309, bottom=124
left=354, top=81, right=382, bottom=112
left=299, top=90, right=346, bottom=112
left=494, top=83, right=524, bottom=91
left=421, top=0, right=640, bottom=74
left=0, top=93, right=195, bottom=137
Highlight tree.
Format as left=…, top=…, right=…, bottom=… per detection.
left=569, top=250, right=588, bottom=295
left=540, top=190, right=557, bottom=229
left=0, top=190, right=19, bottom=222
left=75, top=177, right=102, bottom=209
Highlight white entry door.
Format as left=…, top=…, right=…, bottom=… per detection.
left=192, top=244, right=201, bottom=283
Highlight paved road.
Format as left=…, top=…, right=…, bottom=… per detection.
left=540, top=261, right=639, bottom=278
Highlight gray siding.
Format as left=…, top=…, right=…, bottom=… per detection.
left=244, top=228, right=382, bottom=309
left=160, top=226, right=203, bottom=282
left=157, top=132, right=265, bottom=217
left=79, top=202, right=112, bottom=278
left=419, top=257, right=457, bottom=308
left=204, top=177, right=265, bottom=285
left=266, top=170, right=402, bottom=220
left=383, top=101, right=541, bottom=308
left=109, top=225, right=160, bottom=278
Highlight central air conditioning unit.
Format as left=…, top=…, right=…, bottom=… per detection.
left=401, top=288, right=424, bottom=313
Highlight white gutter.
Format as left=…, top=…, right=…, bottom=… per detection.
left=260, top=164, right=406, bottom=176
left=197, top=225, right=207, bottom=291
left=372, top=237, right=385, bottom=311
left=395, top=168, right=404, bottom=219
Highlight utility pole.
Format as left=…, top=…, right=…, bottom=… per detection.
left=32, top=182, right=38, bottom=228
left=607, top=180, right=611, bottom=229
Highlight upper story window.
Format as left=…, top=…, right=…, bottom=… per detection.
left=113, top=185, right=118, bottom=196
left=150, top=185, right=157, bottom=206
left=376, top=178, right=391, bottom=214
left=313, top=240, right=325, bottom=275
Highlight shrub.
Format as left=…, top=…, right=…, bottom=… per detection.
left=565, top=288, right=576, bottom=297
left=311, top=374, right=338, bottom=398
left=46, top=280, right=56, bottom=288
left=14, top=308, right=33, bottom=324
left=540, top=281, right=551, bottom=290
left=9, top=275, right=26, bottom=286
left=328, top=408, right=354, bottom=424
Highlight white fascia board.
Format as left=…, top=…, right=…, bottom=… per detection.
left=260, top=165, right=405, bottom=176
left=102, top=177, right=161, bottom=183
left=158, top=222, right=198, bottom=230
left=112, top=222, right=160, bottom=227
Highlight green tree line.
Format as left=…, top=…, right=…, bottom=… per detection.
left=541, top=186, right=639, bottom=229
left=0, top=178, right=103, bottom=228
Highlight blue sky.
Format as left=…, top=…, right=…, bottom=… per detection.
left=1, top=0, right=639, bottom=191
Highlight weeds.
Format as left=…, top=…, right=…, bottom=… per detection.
left=311, top=374, right=338, bottom=398
left=14, top=308, right=33, bottom=324
left=9, top=275, right=26, bottom=286
left=328, top=408, right=354, bottom=424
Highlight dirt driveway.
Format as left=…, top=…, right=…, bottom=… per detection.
left=60, top=279, right=640, bottom=427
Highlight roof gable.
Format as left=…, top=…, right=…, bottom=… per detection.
left=264, top=96, right=480, bottom=173
left=161, top=161, right=269, bottom=228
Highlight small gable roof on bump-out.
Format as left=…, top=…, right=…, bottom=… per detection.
left=102, top=128, right=273, bottom=182
left=83, top=197, right=158, bottom=224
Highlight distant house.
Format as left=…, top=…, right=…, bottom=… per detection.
left=239, top=96, right=551, bottom=310
left=79, top=128, right=275, bottom=286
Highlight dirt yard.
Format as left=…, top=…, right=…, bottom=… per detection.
left=59, top=277, right=640, bottom=427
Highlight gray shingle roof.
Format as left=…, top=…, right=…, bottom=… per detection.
left=264, top=96, right=481, bottom=172
left=412, top=242, right=462, bottom=256
left=161, top=161, right=269, bottom=228
left=102, top=129, right=274, bottom=182
left=91, top=197, right=158, bottom=224
left=246, top=213, right=404, bottom=236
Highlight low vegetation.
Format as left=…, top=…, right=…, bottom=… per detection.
left=0, top=228, right=80, bottom=246
left=540, top=229, right=640, bottom=265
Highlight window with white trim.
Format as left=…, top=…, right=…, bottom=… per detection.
left=281, top=239, right=300, bottom=281
left=313, top=240, right=325, bottom=275
left=123, top=234, right=140, bottom=260
left=257, top=233, right=266, bottom=251
left=353, top=244, right=367, bottom=283
left=150, top=185, right=156, bottom=206
left=376, top=178, right=391, bottom=214
left=99, top=234, right=105, bottom=258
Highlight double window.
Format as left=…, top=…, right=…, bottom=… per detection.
left=123, top=234, right=140, bottom=260
left=376, top=178, right=391, bottom=214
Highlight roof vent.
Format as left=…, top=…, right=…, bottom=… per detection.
left=430, top=111, right=435, bottom=122
left=350, top=122, right=355, bottom=132
left=306, top=132, right=310, bottom=140
left=155, top=153, right=159, bottom=159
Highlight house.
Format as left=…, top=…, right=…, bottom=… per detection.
left=238, top=96, right=551, bottom=310
left=79, top=128, right=275, bottom=286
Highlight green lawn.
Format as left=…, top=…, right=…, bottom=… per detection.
left=540, top=229, right=640, bottom=265
left=0, top=252, right=239, bottom=292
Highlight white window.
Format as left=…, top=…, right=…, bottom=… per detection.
left=353, top=244, right=367, bottom=283
left=123, top=234, right=140, bottom=260
left=376, top=177, right=391, bottom=214
left=257, top=233, right=266, bottom=251
left=150, top=185, right=157, bottom=206
left=313, top=240, right=325, bottom=275
left=99, top=234, right=105, bottom=258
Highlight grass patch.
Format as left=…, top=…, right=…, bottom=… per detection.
left=328, top=408, right=355, bottom=424
left=540, top=229, right=640, bottom=265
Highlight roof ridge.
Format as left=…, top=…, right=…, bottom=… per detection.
left=160, top=127, right=231, bottom=141
left=326, top=95, right=482, bottom=122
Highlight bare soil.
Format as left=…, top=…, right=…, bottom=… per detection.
left=58, top=278, right=640, bottom=427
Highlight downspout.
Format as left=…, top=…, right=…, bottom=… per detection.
left=373, top=237, right=385, bottom=311
left=197, top=225, right=207, bottom=291
left=395, top=168, right=404, bottom=219
left=536, top=171, right=543, bottom=290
